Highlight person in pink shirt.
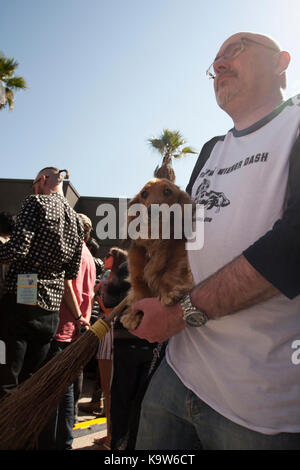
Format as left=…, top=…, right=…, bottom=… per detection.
left=55, top=242, right=94, bottom=343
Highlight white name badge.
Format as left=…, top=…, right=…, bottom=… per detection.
left=17, top=274, right=38, bottom=305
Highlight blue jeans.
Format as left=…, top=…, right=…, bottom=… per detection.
left=38, top=341, right=74, bottom=450
left=135, top=357, right=300, bottom=450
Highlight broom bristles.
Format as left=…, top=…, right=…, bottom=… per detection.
left=0, top=329, right=99, bottom=450
left=0, top=296, right=128, bottom=450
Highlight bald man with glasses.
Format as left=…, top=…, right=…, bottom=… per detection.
left=131, top=33, right=300, bottom=450
left=0, top=167, right=84, bottom=398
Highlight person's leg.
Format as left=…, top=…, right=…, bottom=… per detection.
left=95, top=359, right=112, bottom=447
left=18, top=339, right=52, bottom=383
left=38, top=409, right=58, bottom=450
left=38, top=340, right=74, bottom=450
left=73, top=368, right=83, bottom=423
left=0, top=296, right=29, bottom=396
left=135, top=357, right=202, bottom=450
left=125, top=345, right=157, bottom=450
left=56, top=383, right=75, bottom=450
left=110, top=343, right=140, bottom=449
left=110, top=342, right=155, bottom=450
left=192, top=399, right=300, bottom=450
left=0, top=335, right=28, bottom=396
left=13, top=303, right=59, bottom=384
left=53, top=341, right=75, bottom=450
left=79, top=360, right=103, bottom=413
left=37, top=340, right=62, bottom=450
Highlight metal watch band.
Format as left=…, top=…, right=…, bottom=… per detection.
left=180, top=293, right=208, bottom=327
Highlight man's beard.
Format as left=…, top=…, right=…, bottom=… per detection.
left=216, top=83, right=240, bottom=109
left=215, top=74, right=240, bottom=109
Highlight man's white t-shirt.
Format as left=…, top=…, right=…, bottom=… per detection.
left=167, top=96, right=300, bottom=435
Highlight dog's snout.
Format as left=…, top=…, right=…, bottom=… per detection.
left=147, top=205, right=161, bottom=218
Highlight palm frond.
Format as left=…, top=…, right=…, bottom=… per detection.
left=5, top=76, right=27, bottom=90
left=160, top=129, right=184, bottom=151
left=0, top=52, right=27, bottom=111
left=0, top=54, right=18, bottom=80
left=148, top=138, right=165, bottom=154
left=181, top=146, right=197, bottom=155
left=148, top=129, right=197, bottom=179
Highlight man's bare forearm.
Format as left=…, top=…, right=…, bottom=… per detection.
left=190, top=255, right=280, bottom=319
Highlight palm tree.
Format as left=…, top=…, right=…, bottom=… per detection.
left=148, top=129, right=197, bottom=182
left=0, top=53, right=27, bottom=111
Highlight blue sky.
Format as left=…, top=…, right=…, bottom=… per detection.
left=1, top=0, right=300, bottom=198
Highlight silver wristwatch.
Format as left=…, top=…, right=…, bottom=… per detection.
left=180, top=293, right=208, bottom=327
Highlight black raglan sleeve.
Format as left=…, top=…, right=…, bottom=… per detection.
left=186, top=136, right=225, bottom=195
left=243, top=134, right=300, bottom=299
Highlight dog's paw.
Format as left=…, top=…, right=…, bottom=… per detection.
left=160, top=294, right=176, bottom=306
left=160, top=289, right=188, bottom=306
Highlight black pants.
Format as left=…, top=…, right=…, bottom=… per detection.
left=110, top=340, right=156, bottom=450
left=0, top=294, right=59, bottom=398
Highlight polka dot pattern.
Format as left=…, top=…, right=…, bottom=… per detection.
left=0, top=193, right=84, bottom=311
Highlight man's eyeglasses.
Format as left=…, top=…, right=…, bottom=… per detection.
left=206, top=37, right=279, bottom=80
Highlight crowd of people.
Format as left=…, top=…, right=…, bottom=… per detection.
left=0, top=168, right=157, bottom=450
left=0, top=30, right=300, bottom=450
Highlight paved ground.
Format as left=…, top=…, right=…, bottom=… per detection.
left=72, top=372, right=108, bottom=451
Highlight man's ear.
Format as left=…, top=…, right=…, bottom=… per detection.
left=274, top=50, right=290, bottom=77
left=39, top=174, right=47, bottom=185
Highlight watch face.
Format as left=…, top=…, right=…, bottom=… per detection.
left=185, top=311, right=206, bottom=327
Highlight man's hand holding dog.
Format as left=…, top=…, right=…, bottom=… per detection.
left=129, top=297, right=186, bottom=343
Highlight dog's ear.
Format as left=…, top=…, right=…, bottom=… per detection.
left=128, top=180, right=151, bottom=207
left=127, top=196, right=139, bottom=229
left=178, top=190, right=192, bottom=208
left=178, top=190, right=196, bottom=221
left=176, top=190, right=194, bottom=241
left=128, top=194, right=140, bottom=207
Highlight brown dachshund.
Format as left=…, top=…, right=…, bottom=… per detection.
left=121, top=178, right=194, bottom=330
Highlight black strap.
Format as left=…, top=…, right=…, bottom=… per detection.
left=185, top=136, right=224, bottom=195
left=286, top=133, right=300, bottom=206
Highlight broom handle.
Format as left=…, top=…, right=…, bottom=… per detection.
left=89, top=296, right=129, bottom=340
left=103, top=295, right=129, bottom=324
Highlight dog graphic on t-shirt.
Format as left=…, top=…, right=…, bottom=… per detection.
left=195, top=178, right=230, bottom=213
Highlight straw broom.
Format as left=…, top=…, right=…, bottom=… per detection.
left=0, top=296, right=128, bottom=450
